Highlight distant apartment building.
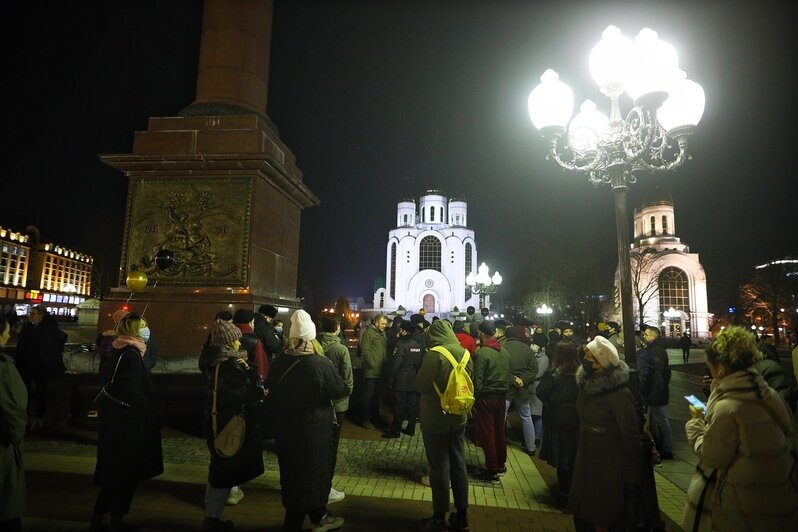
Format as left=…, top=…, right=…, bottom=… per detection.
left=0, top=225, right=93, bottom=319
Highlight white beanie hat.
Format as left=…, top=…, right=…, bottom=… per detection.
left=289, top=309, right=316, bottom=342
left=586, top=335, right=620, bottom=368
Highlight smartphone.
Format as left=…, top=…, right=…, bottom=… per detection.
left=684, top=394, right=706, bottom=410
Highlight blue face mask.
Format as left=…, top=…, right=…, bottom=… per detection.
left=139, top=327, right=151, bottom=343
left=275, top=327, right=283, bottom=333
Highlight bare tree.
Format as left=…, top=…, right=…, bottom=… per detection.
left=739, top=263, right=795, bottom=345
left=629, top=249, right=664, bottom=329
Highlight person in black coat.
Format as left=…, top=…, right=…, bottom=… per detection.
left=15, top=304, right=67, bottom=428
left=537, top=341, right=580, bottom=500
left=382, top=320, right=423, bottom=438
left=267, top=310, right=350, bottom=531
left=253, top=304, right=282, bottom=362
left=202, top=321, right=265, bottom=532
left=636, top=326, right=673, bottom=459
left=90, top=315, right=162, bottom=532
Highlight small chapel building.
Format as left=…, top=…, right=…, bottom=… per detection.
left=621, top=188, right=710, bottom=339
left=372, top=190, right=482, bottom=316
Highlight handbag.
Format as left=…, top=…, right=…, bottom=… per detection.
left=212, top=362, right=246, bottom=458
left=681, top=462, right=717, bottom=532
left=94, top=352, right=132, bottom=407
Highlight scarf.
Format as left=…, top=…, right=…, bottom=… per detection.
left=112, top=335, right=147, bottom=357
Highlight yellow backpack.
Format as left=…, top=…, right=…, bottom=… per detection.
left=431, top=346, right=475, bottom=415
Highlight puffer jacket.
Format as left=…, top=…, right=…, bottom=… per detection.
left=685, top=368, right=797, bottom=531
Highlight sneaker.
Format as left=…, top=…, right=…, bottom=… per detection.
left=381, top=431, right=400, bottom=438
left=418, top=516, right=446, bottom=531
left=420, top=474, right=431, bottom=487
left=328, top=487, right=345, bottom=504
left=201, top=517, right=234, bottom=532
left=497, top=466, right=507, bottom=476
left=447, top=513, right=470, bottom=532
left=474, top=471, right=500, bottom=484
left=225, top=486, right=244, bottom=506
left=312, top=513, right=344, bottom=531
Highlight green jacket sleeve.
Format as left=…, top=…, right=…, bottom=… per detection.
left=0, top=359, right=28, bottom=445
left=361, top=328, right=376, bottom=370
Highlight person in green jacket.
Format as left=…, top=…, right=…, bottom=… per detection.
left=0, top=316, right=27, bottom=532
left=503, top=327, right=539, bottom=455
left=358, top=314, right=388, bottom=429
left=317, top=315, right=354, bottom=505
left=416, top=319, right=472, bottom=532
left=474, top=320, right=511, bottom=483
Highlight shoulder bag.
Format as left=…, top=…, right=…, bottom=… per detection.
left=94, top=351, right=132, bottom=407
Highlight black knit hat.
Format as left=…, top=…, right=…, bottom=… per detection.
left=410, top=313, right=424, bottom=325
left=258, top=304, right=278, bottom=318
left=400, top=320, right=416, bottom=333
left=478, top=320, right=496, bottom=336
left=233, top=309, right=255, bottom=324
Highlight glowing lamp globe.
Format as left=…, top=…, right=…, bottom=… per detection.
left=568, top=100, right=610, bottom=153
left=624, top=28, right=680, bottom=101
left=589, top=25, right=635, bottom=96
left=657, top=70, right=705, bottom=132
left=528, top=69, right=574, bottom=130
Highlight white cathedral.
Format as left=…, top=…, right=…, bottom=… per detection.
left=620, top=188, right=710, bottom=339
left=372, top=191, right=482, bottom=316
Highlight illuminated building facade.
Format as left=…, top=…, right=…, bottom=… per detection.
left=372, top=191, right=482, bottom=316
left=0, top=225, right=92, bottom=318
left=616, top=189, right=710, bottom=339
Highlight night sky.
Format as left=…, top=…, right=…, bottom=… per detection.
left=2, top=1, right=795, bottom=313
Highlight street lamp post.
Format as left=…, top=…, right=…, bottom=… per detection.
left=527, top=25, right=705, bottom=369
left=465, top=262, right=503, bottom=311
left=536, top=303, right=553, bottom=331
left=527, top=27, right=704, bottom=531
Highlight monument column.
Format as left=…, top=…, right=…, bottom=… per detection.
left=99, top=0, right=319, bottom=357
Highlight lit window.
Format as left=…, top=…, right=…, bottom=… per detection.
left=419, top=236, right=442, bottom=272
left=662, top=215, right=668, bottom=234
left=650, top=216, right=656, bottom=236
left=390, top=243, right=397, bottom=299
left=659, top=267, right=689, bottom=315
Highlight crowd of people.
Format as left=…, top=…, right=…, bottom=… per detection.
left=0, top=303, right=796, bottom=531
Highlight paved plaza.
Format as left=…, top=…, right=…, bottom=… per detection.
left=18, top=348, right=794, bottom=531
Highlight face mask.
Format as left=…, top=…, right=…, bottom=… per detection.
left=581, top=359, right=595, bottom=375
left=139, top=327, right=151, bottom=343
left=275, top=327, right=283, bottom=333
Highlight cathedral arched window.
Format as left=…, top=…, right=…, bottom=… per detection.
left=419, top=236, right=441, bottom=272
left=658, top=267, right=689, bottom=314
left=650, top=216, right=656, bottom=236
left=662, top=215, right=668, bottom=234
left=464, top=243, right=472, bottom=300
left=390, top=243, right=397, bottom=299
left=430, top=207, right=435, bottom=222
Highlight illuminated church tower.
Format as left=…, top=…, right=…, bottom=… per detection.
left=373, top=190, right=481, bottom=315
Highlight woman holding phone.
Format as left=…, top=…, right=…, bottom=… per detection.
left=683, top=326, right=796, bottom=531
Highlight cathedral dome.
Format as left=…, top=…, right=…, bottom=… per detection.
left=641, top=187, right=673, bottom=208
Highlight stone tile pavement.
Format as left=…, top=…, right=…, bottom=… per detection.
left=20, top=348, right=727, bottom=531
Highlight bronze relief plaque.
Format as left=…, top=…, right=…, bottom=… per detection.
left=124, top=177, right=252, bottom=286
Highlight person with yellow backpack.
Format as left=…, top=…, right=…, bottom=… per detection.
left=416, top=319, right=474, bottom=532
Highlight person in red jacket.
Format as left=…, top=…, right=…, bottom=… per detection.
left=453, top=320, right=477, bottom=356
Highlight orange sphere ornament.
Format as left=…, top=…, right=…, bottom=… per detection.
left=125, top=271, right=148, bottom=293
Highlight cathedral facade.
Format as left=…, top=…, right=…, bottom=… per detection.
left=620, top=188, right=710, bottom=339
left=373, top=191, right=481, bottom=316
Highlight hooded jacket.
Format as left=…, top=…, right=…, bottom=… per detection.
left=636, top=336, right=671, bottom=406
left=474, top=338, right=511, bottom=398
left=317, top=332, right=353, bottom=412
left=685, top=368, right=797, bottom=531
left=504, top=336, right=539, bottom=400
left=416, top=320, right=473, bottom=434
